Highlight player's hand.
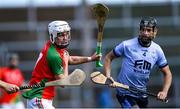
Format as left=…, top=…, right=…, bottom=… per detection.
left=91, top=52, right=102, bottom=61
left=57, top=74, right=67, bottom=88
left=4, top=83, right=19, bottom=94
left=107, top=77, right=117, bottom=88
left=157, top=91, right=168, bottom=101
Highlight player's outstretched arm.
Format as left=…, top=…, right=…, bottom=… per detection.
left=69, top=53, right=101, bottom=65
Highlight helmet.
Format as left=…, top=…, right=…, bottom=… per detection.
left=48, top=21, right=71, bottom=47
left=140, top=17, right=157, bottom=30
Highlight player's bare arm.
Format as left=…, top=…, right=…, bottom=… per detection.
left=68, top=53, right=101, bottom=65
left=104, top=50, right=117, bottom=78
left=157, top=65, right=172, bottom=100
left=0, top=80, right=19, bottom=93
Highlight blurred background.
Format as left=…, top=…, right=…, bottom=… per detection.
left=0, top=0, right=180, bottom=108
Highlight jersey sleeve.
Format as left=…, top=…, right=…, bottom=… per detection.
left=113, top=42, right=125, bottom=57
left=156, top=46, right=168, bottom=68
left=47, top=45, right=64, bottom=75
left=0, top=68, right=2, bottom=79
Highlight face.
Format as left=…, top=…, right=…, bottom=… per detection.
left=139, top=26, right=157, bottom=45
left=9, top=57, right=19, bottom=68
left=54, top=31, right=70, bottom=47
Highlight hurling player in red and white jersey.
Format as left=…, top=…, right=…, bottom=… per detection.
left=22, top=21, right=101, bottom=109
left=0, top=53, right=25, bottom=109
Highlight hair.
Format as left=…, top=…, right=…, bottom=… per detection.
left=8, top=53, right=19, bottom=61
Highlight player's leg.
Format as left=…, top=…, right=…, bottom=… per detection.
left=42, top=98, right=55, bottom=109
left=27, top=97, right=55, bottom=109
left=13, top=101, right=25, bottom=109
left=116, top=94, right=137, bottom=108
left=136, top=96, right=148, bottom=108
left=27, top=98, right=42, bottom=109
left=1, top=103, right=13, bottom=109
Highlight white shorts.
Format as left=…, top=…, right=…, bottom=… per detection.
left=27, top=97, right=55, bottom=109
left=0, top=101, right=25, bottom=109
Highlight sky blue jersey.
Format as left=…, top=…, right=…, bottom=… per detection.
left=113, top=37, right=168, bottom=98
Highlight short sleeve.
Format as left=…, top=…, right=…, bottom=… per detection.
left=113, top=42, right=125, bottom=57
left=156, top=46, right=168, bottom=68
left=0, top=68, right=2, bottom=79
left=47, top=45, right=64, bottom=75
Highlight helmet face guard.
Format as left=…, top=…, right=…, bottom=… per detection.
left=48, top=21, right=71, bottom=48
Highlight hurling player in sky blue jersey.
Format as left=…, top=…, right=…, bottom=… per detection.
left=104, top=17, right=172, bottom=108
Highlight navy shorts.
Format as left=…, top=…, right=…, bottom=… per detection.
left=116, top=94, right=148, bottom=108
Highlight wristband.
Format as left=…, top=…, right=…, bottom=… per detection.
left=87, top=57, right=92, bottom=61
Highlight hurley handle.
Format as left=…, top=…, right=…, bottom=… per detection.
left=19, top=84, right=43, bottom=90
left=129, top=86, right=169, bottom=103
left=96, top=44, right=103, bottom=67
